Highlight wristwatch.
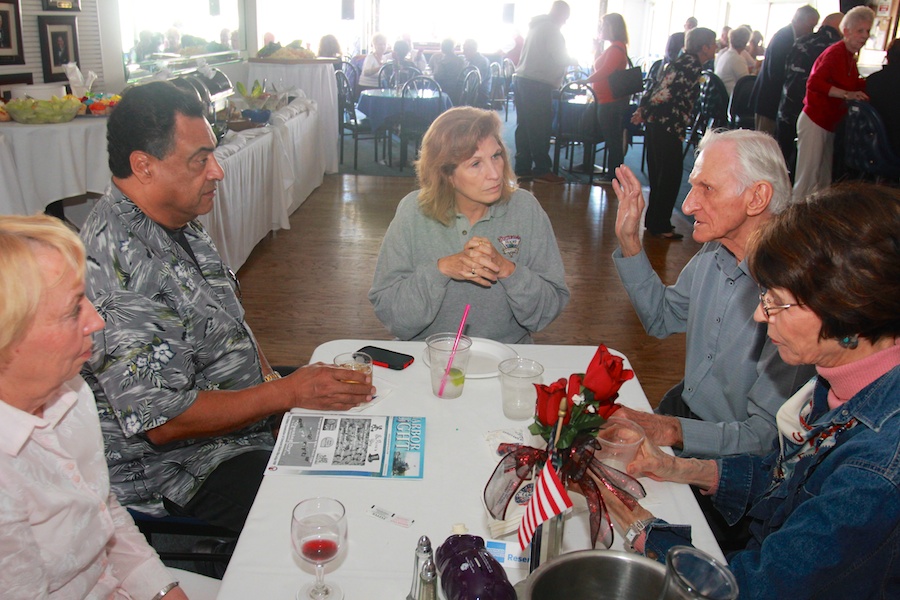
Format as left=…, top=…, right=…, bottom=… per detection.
left=624, top=518, right=655, bottom=553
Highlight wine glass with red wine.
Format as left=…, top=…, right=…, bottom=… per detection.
left=291, top=497, right=347, bottom=600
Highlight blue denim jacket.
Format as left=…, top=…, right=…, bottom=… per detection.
left=644, top=366, right=900, bottom=599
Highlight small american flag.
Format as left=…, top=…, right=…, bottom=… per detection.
left=518, top=460, right=573, bottom=550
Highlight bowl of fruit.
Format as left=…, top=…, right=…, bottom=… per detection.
left=4, top=95, right=83, bottom=124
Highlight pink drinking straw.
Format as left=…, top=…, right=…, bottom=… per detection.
left=438, top=304, right=471, bottom=397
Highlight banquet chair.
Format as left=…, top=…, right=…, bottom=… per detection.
left=396, top=76, right=445, bottom=171
left=502, top=58, right=516, bottom=121
left=128, top=509, right=235, bottom=567
left=728, top=75, right=756, bottom=129
left=683, top=71, right=729, bottom=159
left=339, top=60, right=360, bottom=101
left=489, top=61, right=508, bottom=112
left=336, top=70, right=380, bottom=170
left=553, top=81, right=606, bottom=184
left=843, top=100, right=900, bottom=183
left=460, top=68, right=482, bottom=108
left=377, top=62, right=396, bottom=89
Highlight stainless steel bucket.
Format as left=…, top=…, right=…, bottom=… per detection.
left=518, top=550, right=675, bottom=600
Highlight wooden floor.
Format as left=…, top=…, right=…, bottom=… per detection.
left=237, top=174, right=701, bottom=406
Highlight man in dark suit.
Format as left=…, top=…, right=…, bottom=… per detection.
left=53, top=33, right=69, bottom=66
left=865, top=38, right=900, bottom=154
left=750, top=5, right=819, bottom=135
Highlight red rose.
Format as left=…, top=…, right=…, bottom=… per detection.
left=583, top=345, right=634, bottom=402
left=535, top=378, right=569, bottom=426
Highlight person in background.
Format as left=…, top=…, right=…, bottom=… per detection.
left=612, top=129, right=815, bottom=551
left=79, top=82, right=375, bottom=536
left=430, top=38, right=465, bottom=104
left=665, top=16, right=698, bottom=63
left=792, top=6, right=873, bottom=203
left=582, top=12, right=630, bottom=184
left=748, top=30, right=765, bottom=58
left=317, top=34, right=342, bottom=59
left=864, top=38, right=900, bottom=154
left=463, top=38, right=493, bottom=107
left=775, top=12, right=843, bottom=179
left=715, top=26, right=751, bottom=96
left=369, top=107, right=569, bottom=343
left=632, top=27, right=717, bottom=239
left=750, top=5, right=820, bottom=135
left=505, top=32, right=525, bottom=66
left=513, top=0, right=575, bottom=185
left=0, top=214, right=189, bottom=600
left=600, top=183, right=900, bottom=598
left=716, top=26, right=732, bottom=53
left=358, top=32, right=388, bottom=91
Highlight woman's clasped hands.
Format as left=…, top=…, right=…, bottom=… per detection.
left=439, top=236, right=515, bottom=287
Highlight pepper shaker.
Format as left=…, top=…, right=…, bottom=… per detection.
left=417, top=558, right=437, bottom=600
left=407, top=535, right=432, bottom=600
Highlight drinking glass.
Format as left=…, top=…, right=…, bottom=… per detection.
left=291, top=497, right=348, bottom=600
left=333, top=351, right=373, bottom=382
left=658, top=546, right=738, bottom=600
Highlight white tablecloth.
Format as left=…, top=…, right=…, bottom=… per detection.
left=0, top=117, right=110, bottom=215
left=248, top=60, right=339, bottom=174
left=216, top=340, right=723, bottom=600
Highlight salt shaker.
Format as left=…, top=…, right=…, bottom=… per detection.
left=417, top=558, right=437, bottom=600
left=407, top=535, right=433, bottom=600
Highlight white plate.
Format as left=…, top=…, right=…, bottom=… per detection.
left=422, top=337, right=517, bottom=379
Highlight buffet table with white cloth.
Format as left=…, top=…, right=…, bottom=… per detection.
left=0, top=116, right=109, bottom=216
left=248, top=58, right=339, bottom=174
left=200, top=97, right=324, bottom=269
left=216, top=340, right=723, bottom=600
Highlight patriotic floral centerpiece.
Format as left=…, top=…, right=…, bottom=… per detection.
left=483, top=345, right=646, bottom=550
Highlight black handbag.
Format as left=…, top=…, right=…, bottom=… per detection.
left=608, top=58, right=643, bottom=99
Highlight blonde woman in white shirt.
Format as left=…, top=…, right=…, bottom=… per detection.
left=0, top=214, right=189, bottom=600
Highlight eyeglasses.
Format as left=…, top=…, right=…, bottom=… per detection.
left=758, top=289, right=804, bottom=319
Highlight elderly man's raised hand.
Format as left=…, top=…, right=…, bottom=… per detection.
left=612, top=165, right=646, bottom=257
left=284, top=363, right=375, bottom=411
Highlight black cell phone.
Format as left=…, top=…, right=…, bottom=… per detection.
left=358, top=345, right=415, bottom=370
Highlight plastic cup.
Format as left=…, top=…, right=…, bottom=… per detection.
left=425, top=333, right=472, bottom=399
left=498, top=357, right=544, bottom=420
left=658, top=546, right=738, bottom=600
left=333, top=351, right=373, bottom=382
left=596, top=416, right=646, bottom=471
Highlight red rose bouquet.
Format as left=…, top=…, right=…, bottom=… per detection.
left=484, top=345, right=646, bottom=549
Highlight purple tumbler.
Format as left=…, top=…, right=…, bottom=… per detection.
left=434, top=532, right=517, bottom=600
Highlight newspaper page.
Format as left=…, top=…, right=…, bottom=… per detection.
left=266, top=412, right=425, bottom=479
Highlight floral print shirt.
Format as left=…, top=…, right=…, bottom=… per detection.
left=80, top=184, right=274, bottom=515
left=639, top=52, right=703, bottom=140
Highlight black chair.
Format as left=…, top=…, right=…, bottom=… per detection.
left=378, top=62, right=421, bottom=89
left=553, top=81, right=605, bottom=183
left=397, top=76, right=445, bottom=170
left=683, top=71, right=729, bottom=159
left=129, top=509, right=235, bottom=567
left=336, top=70, right=380, bottom=169
left=489, top=61, right=507, bottom=112
left=377, top=62, right=396, bottom=88
left=646, top=58, right=664, bottom=83
left=339, top=60, right=360, bottom=101
left=459, top=67, right=482, bottom=107
left=728, top=75, right=756, bottom=130
left=843, top=100, right=900, bottom=183
left=502, top=58, right=516, bottom=121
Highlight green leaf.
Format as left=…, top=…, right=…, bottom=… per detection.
left=235, top=81, right=247, bottom=97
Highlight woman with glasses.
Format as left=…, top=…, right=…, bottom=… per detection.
left=595, top=183, right=900, bottom=598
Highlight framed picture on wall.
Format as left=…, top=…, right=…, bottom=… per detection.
left=0, top=0, right=25, bottom=65
left=42, top=0, right=80, bottom=10
left=38, top=15, right=79, bottom=82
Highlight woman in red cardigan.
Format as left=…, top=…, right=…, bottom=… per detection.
left=793, top=6, right=874, bottom=202
left=583, top=13, right=630, bottom=183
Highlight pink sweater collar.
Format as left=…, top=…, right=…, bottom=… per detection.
left=818, top=340, right=900, bottom=409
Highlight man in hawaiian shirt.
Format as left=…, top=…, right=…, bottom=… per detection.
left=80, top=81, right=375, bottom=533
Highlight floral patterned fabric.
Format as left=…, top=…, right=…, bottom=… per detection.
left=639, top=52, right=703, bottom=141
left=80, top=184, right=274, bottom=515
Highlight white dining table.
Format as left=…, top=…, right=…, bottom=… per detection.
left=0, top=116, right=110, bottom=216
left=216, top=340, right=723, bottom=600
